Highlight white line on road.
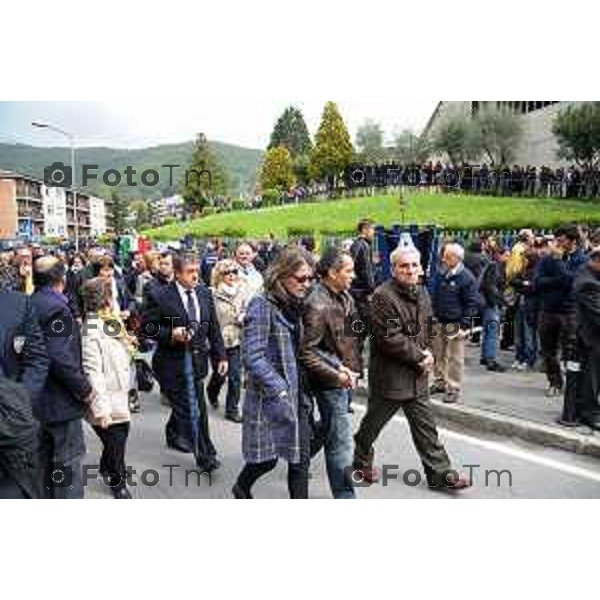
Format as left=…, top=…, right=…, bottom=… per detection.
left=353, top=405, right=600, bottom=486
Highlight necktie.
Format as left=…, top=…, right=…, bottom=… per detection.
left=185, top=289, right=198, bottom=324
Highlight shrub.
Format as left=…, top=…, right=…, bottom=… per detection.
left=232, top=198, right=247, bottom=211
left=263, top=188, right=282, bottom=207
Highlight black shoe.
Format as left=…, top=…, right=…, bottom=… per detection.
left=225, top=413, right=243, bottom=423
left=196, top=457, right=221, bottom=473
left=129, top=390, right=141, bottom=413
left=486, top=361, right=506, bottom=373
left=232, top=483, right=253, bottom=499
left=112, top=486, right=132, bottom=499
left=167, top=440, right=194, bottom=454
left=208, top=398, right=219, bottom=409
left=480, top=358, right=488, bottom=366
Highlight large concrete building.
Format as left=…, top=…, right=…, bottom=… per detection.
left=422, top=101, right=586, bottom=167
left=0, top=171, right=113, bottom=241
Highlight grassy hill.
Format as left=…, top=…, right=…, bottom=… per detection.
left=143, top=193, right=600, bottom=240
left=0, top=141, right=263, bottom=201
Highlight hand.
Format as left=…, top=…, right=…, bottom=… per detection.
left=338, top=366, right=359, bottom=389
left=97, top=415, right=112, bottom=429
left=217, top=360, right=228, bottom=377
left=121, top=310, right=130, bottom=321
left=419, top=350, right=434, bottom=372
left=172, top=327, right=191, bottom=344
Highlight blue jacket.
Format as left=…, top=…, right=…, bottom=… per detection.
left=0, top=291, right=49, bottom=404
left=30, top=288, right=92, bottom=424
left=429, top=264, right=479, bottom=327
left=534, top=248, right=587, bottom=314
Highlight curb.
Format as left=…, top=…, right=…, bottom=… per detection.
left=354, top=387, right=600, bottom=459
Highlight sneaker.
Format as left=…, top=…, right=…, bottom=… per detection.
left=430, top=380, right=446, bottom=395
left=545, top=385, right=563, bottom=398
left=511, top=361, right=521, bottom=370
left=486, top=361, right=506, bottom=373
left=443, top=390, right=460, bottom=404
left=128, top=390, right=141, bottom=413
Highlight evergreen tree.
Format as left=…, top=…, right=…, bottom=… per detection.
left=259, top=146, right=296, bottom=191
left=309, top=101, right=354, bottom=185
left=183, top=133, right=229, bottom=214
left=109, top=190, right=128, bottom=235
left=268, top=106, right=312, bottom=157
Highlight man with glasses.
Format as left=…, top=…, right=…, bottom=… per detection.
left=352, top=246, right=471, bottom=491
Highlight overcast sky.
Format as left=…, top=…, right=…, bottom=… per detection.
left=0, top=101, right=438, bottom=150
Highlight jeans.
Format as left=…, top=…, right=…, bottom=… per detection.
left=207, top=346, right=242, bottom=416
left=481, top=306, right=501, bottom=362
left=38, top=419, right=86, bottom=499
left=538, top=311, right=577, bottom=389
left=313, top=388, right=355, bottom=499
left=514, top=305, right=537, bottom=366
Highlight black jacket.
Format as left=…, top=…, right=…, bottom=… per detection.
left=30, top=288, right=92, bottom=424
left=0, top=291, right=49, bottom=405
left=574, top=264, right=600, bottom=348
left=142, top=282, right=226, bottom=394
left=350, top=236, right=376, bottom=296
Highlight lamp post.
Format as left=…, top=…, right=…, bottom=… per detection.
left=32, top=121, right=78, bottom=251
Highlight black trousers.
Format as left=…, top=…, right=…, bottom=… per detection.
left=93, top=422, right=130, bottom=492
left=579, top=344, right=600, bottom=419
left=538, top=311, right=577, bottom=389
left=354, top=394, right=452, bottom=483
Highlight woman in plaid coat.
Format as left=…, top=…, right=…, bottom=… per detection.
left=233, top=246, right=314, bottom=499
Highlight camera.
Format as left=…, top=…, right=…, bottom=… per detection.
left=44, top=462, right=74, bottom=490
left=43, top=162, right=73, bottom=188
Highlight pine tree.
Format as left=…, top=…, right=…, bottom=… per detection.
left=183, top=133, right=229, bottom=214
left=268, top=106, right=312, bottom=157
left=260, top=146, right=296, bottom=191
left=109, top=190, right=128, bottom=235
left=309, top=101, right=354, bottom=185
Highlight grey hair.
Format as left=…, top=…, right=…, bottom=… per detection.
left=390, top=245, right=421, bottom=266
left=443, top=243, right=465, bottom=261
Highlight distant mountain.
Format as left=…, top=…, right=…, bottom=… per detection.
left=0, top=140, right=263, bottom=201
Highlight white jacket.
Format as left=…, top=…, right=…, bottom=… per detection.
left=82, top=314, right=132, bottom=425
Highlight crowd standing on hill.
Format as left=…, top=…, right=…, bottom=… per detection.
left=1, top=217, right=599, bottom=499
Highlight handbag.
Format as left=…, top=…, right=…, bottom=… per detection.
left=135, top=358, right=154, bottom=392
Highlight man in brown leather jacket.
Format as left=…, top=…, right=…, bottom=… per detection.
left=352, top=245, right=471, bottom=490
left=301, top=247, right=361, bottom=499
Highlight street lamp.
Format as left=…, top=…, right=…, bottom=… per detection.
left=32, top=121, right=79, bottom=251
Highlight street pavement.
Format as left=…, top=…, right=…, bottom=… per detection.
left=83, top=385, right=600, bottom=499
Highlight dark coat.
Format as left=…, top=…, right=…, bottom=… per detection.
left=142, top=281, right=226, bottom=396
left=429, top=264, right=479, bottom=327
left=368, top=279, right=432, bottom=401
left=350, top=237, right=376, bottom=296
left=30, top=288, right=92, bottom=424
left=574, top=263, right=600, bottom=348
left=300, top=282, right=361, bottom=389
left=0, top=291, right=49, bottom=405
left=241, top=294, right=304, bottom=464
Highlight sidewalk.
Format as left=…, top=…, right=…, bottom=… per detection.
left=355, top=345, right=600, bottom=458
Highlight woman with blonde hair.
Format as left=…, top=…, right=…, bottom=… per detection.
left=207, top=258, right=246, bottom=422
left=81, top=277, right=135, bottom=499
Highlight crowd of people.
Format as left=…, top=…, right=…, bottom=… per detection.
left=1, top=217, right=599, bottom=499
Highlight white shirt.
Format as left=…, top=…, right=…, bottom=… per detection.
left=176, top=281, right=201, bottom=323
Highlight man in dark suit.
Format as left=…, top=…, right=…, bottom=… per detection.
left=31, top=256, right=94, bottom=499
left=143, top=252, right=227, bottom=472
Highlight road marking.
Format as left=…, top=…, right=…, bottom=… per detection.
left=353, top=404, right=600, bottom=485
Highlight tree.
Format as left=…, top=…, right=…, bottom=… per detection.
left=474, top=106, right=523, bottom=165
left=433, top=115, right=482, bottom=165
left=552, top=102, right=600, bottom=169
left=356, top=119, right=385, bottom=162
left=109, top=191, right=128, bottom=235
left=259, top=146, right=296, bottom=191
left=183, top=133, right=229, bottom=214
left=309, top=101, right=354, bottom=185
left=393, top=129, right=430, bottom=165
left=268, top=106, right=312, bottom=157
left=129, top=199, right=151, bottom=230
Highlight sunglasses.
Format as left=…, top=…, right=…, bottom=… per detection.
left=291, top=274, right=314, bottom=284
left=224, top=269, right=239, bottom=276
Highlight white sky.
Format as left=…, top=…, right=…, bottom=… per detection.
left=0, top=101, right=438, bottom=150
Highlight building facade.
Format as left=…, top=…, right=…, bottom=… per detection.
left=0, top=171, right=112, bottom=241
left=422, top=101, right=585, bottom=167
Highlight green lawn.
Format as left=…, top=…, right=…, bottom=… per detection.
left=144, top=193, right=600, bottom=240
